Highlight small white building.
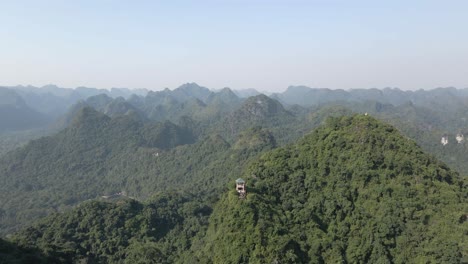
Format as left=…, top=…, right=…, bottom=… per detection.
left=456, top=134, right=464, bottom=144
left=441, top=136, right=449, bottom=146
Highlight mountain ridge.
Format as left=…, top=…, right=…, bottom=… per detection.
left=202, top=115, right=467, bottom=263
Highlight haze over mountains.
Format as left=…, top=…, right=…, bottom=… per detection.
left=3, top=1, right=468, bottom=262
left=2, top=83, right=467, bottom=162
left=0, top=83, right=467, bottom=263
left=2, top=82, right=467, bottom=131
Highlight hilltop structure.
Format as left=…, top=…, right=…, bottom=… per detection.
left=235, top=178, right=246, bottom=199
left=441, top=135, right=449, bottom=146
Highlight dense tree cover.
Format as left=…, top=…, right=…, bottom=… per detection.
left=0, top=129, right=51, bottom=158
left=0, top=104, right=285, bottom=236
left=0, top=107, right=194, bottom=235
left=4, top=115, right=466, bottom=263
left=1, top=84, right=468, bottom=263
left=271, top=86, right=468, bottom=175
left=0, top=87, right=323, bottom=236
left=203, top=115, right=467, bottom=263
left=0, top=237, right=48, bottom=264
left=2, top=84, right=468, bottom=174
left=217, top=94, right=311, bottom=145
left=332, top=100, right=468, bottom=175
left=10, top=193, right=212, bottom=263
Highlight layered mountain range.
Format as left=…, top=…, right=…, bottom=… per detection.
left=3, top=116, right=466, bottom=263
left=0, top=83, right=467, bottom=263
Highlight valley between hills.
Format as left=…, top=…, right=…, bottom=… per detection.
left=0, top=84, right=467, bottom=263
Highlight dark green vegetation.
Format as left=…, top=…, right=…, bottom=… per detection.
left=335, top=100, right=468, bottom=176
left=0, top=129, right=50, bottom=158
left=0, top=237, right=47, bottom=264
left=11, top=194, right=211, bottom=264
left=1, top=84, right=468, bottom=263
left=3, top=116, right=467, bottom=263
left=0, top=101, right=286, bottom=235
left=1, top=83, right=468, bottom=170
left=0, top=84, right=318, bottom=236
left=204, top=116, right=467, bottom=263
left=272, top=86, right=468, bottom=175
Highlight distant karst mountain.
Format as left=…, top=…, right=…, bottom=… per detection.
left=0, top=87, right=50, bottom=132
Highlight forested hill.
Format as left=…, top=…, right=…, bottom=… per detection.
left=203, top=115, right=467, bottom=263
left=2, top=84, right=468, bottom=172
left=9, top=194, right=212, bottom=264
left=0, top=103, right=284, bottom=236
left=0, top=107, right=195, bottom=235
left=6, top=116, right=467, bottom=263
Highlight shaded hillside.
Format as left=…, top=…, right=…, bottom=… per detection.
left=326, top=100, right=468, bottom=175
left=0, top=88, right=50, bottom=132
left=0, top=107, right=194, bottom=235
left=0, top=105, right=280, bottom=235
left=200, top=87, right=242, bottom=120
left=128, top=85, right=241, bottom=124
left=6, top=84, right=148, bottom=118
left=373, top=103, right=468, bottom=176
left=221, top=94, right=305, bottom=144
left=0, top=237, right=48, bottom=264
left=202, top=115, right=467, bottom=263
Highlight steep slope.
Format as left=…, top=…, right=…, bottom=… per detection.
left=0, top=88, right=50, bottom=132
left=0, top=102, right=282, bottom=236
left=202, top=115, right=467, bottom=263
left=195, top=88, right=242, bottom=122
left=221, top=94, right=301, bottom=143
left=8, top=84, right=147, bottom=118
left=321, top=100, right=468, bottom=175
left=130, top=86, right=240, bottom=124
left=172, top=82, right=212, bottom=102
left=0, top=107, right=194, bottom=235
left=233, top=127, right=277, bottom=151
left=206, top=87, right=240, bottom=105
left=3, top=129, right=279, bottom=262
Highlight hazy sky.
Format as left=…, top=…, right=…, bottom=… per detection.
left=1, top=0, right=467, bottom=92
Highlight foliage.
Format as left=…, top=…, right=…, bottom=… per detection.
left=0, top=107, right=195, bottom=235
left=202, top=115, right=468, bottom=263
left=1, top=85, right=468, bottom=263
left=0, top=237, right=48, bottom=264
left=10, top=193, right=211, bottom=264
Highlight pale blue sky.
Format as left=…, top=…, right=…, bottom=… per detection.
left=1, top=0, right=467, bottom=92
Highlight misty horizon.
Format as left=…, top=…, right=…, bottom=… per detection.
left=2, top=82, right=467, bottom=94
left=2, top=1, right=468, bottom=92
